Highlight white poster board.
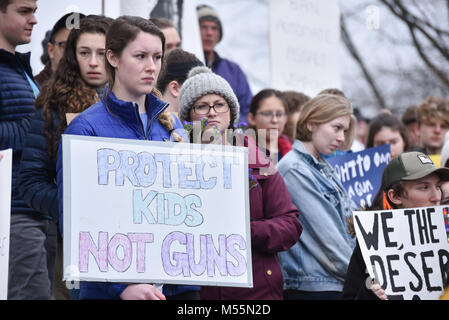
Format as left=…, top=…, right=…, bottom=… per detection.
left=353, top=206, right=449, bottom=300
left=62, top=135, right=252, bottom=288
left=269, top=0, right=341, bottom=96
left=0, top=149, right=12, bottom=300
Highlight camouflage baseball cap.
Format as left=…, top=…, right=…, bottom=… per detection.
left=381, top=152, right=449, bottom=191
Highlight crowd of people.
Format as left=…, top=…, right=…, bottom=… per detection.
left=1, top=0, right=449, bottom=301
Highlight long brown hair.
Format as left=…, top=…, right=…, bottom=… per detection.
left=104, top=16, right=183, bottom=142
left=36, top=15, right=112, bottom=163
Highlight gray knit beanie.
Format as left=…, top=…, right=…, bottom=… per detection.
left=178, top=66, right=240, bottom=127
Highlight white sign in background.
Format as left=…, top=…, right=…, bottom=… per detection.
left=269, top=0, right=341, bottom=96
left=62, top=135, right=252, bottom=288
left=0, top=149, right=12, bottom=300
left=353, top=206, right=449, bottom=300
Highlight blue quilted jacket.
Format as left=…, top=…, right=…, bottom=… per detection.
left=56, top=90, right=197, bottom=299
left=0, top=49, right=39, bottom=216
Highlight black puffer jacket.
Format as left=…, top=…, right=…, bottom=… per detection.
left=18, top=108, right=60, bottom=220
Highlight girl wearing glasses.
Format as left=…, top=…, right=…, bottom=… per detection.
left=247, top=89, right=291, bottom=161
left=178, top=66, right=302, bottom=300
left=56, top=16, right=195, bottom=300
left=277, top=93, right=358, bottom=300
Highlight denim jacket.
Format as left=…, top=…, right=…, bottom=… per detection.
left=277, top=140, right=357, bottom=292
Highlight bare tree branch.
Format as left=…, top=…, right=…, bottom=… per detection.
left=340, top=16, right=388, bottom=110
left=381, top=0, right=449, bottom=62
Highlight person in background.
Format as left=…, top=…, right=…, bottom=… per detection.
left=0, top=0, right=42, bottom=300
left=440, top=136, right=449, bottom=213
left=178, top=66, right=302, bottom=300
left=150, top=17, right=181, bottom=53
left=277, top=93, right=358, bottom=300
left=247, top=88, right=291, bottom=161
left=197, top=4, right=253, bottom=123
left=342, top=152, right=449, bottom=300
left=440, top=132, right=449, bottom=168
left=156, top=48, right=203, bottom=114
left=365, top=112, right=409, bottom=159
left=18, top=15, right=112, bottom=301
left=416, top=96, right=449, bottom=155
left=56, top=15, right=194, bottom=300
left=351, top=107, right=369, bottom=152
left=39, top=30, right=51, bottom=67
left=318, top=87, right=345, bottom=97
left=401, top=105, right=420, bottom=150
left=34, top=12, right=85, bottom=85
left=282, top=90, right=310, bottom=143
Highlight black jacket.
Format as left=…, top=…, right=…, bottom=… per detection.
left=342, top=241, right=379, bottom=300
left=0, top=49, right=39, bottom=215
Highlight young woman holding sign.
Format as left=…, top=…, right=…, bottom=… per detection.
left=56, top=16, right=194, bottom=300
left=276, top=93, right=359, bottom=300
left=342, top=151, right=449, bottom=300
left=177, top=66, right=302, bottom=300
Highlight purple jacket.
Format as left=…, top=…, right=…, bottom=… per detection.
left=209, top=52, right=253, bottom=123
left=200, top=137, right=302, bottom=300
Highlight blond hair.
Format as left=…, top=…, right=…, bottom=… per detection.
left=296, top=94, right=355, bottom=150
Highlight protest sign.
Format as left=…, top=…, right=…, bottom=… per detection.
left=353, top=205, right=449, bottom=299
left=0, top=149, right=12, bottom=300
left=62, top=135, right=252, bottom=288
left=327, top=145, right=391, bottom=208
left=269, top=0, right=341, bottom=96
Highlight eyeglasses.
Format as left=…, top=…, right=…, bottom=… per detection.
left=54, top=41, right=66, bottom=49
left=256, top=111, right=287, bottom=122
left=193, top=102, right=230, bottom=115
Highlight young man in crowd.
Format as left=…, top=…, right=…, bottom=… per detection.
left=0, top=0, right=56, bottom=300
left=197, top=4, right=253, bottom=123
left=343, top=151, right=449, bottom=299
left=150, top=17, right=181, bottom=53
left=417, top=96, right=449, bottom=156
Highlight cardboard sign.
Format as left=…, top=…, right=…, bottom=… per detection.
left=353, top=206, right=449, bottom=300
left=269, top=0, right=341, bottom=96
left=327, top=145, right=391, bottom=208
left=0, top=149, right=12, bottom=300
left=62, top=135, right=252, bottom=288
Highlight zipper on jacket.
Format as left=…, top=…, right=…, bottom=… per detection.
left=146, top=102, right=170, bottom=140
left=133, top=102, right=146, bottom=139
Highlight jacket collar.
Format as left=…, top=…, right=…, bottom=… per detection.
left=292, top=139, right=328, bottom=170
left=101, top=88, right=168, bottom=131
left=0, top=49, right=33, bottom=77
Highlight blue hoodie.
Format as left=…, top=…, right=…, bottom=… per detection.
left=56, top=90, right=197, bottom=299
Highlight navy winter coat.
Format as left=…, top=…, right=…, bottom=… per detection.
left=0, top=49, right=39, bottom=216
left=18, top=108, right=60, bottom=220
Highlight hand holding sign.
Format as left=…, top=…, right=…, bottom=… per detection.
left=353, top=206, right=449, bottom=300
left=120, top=284, right=166, bottom=300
